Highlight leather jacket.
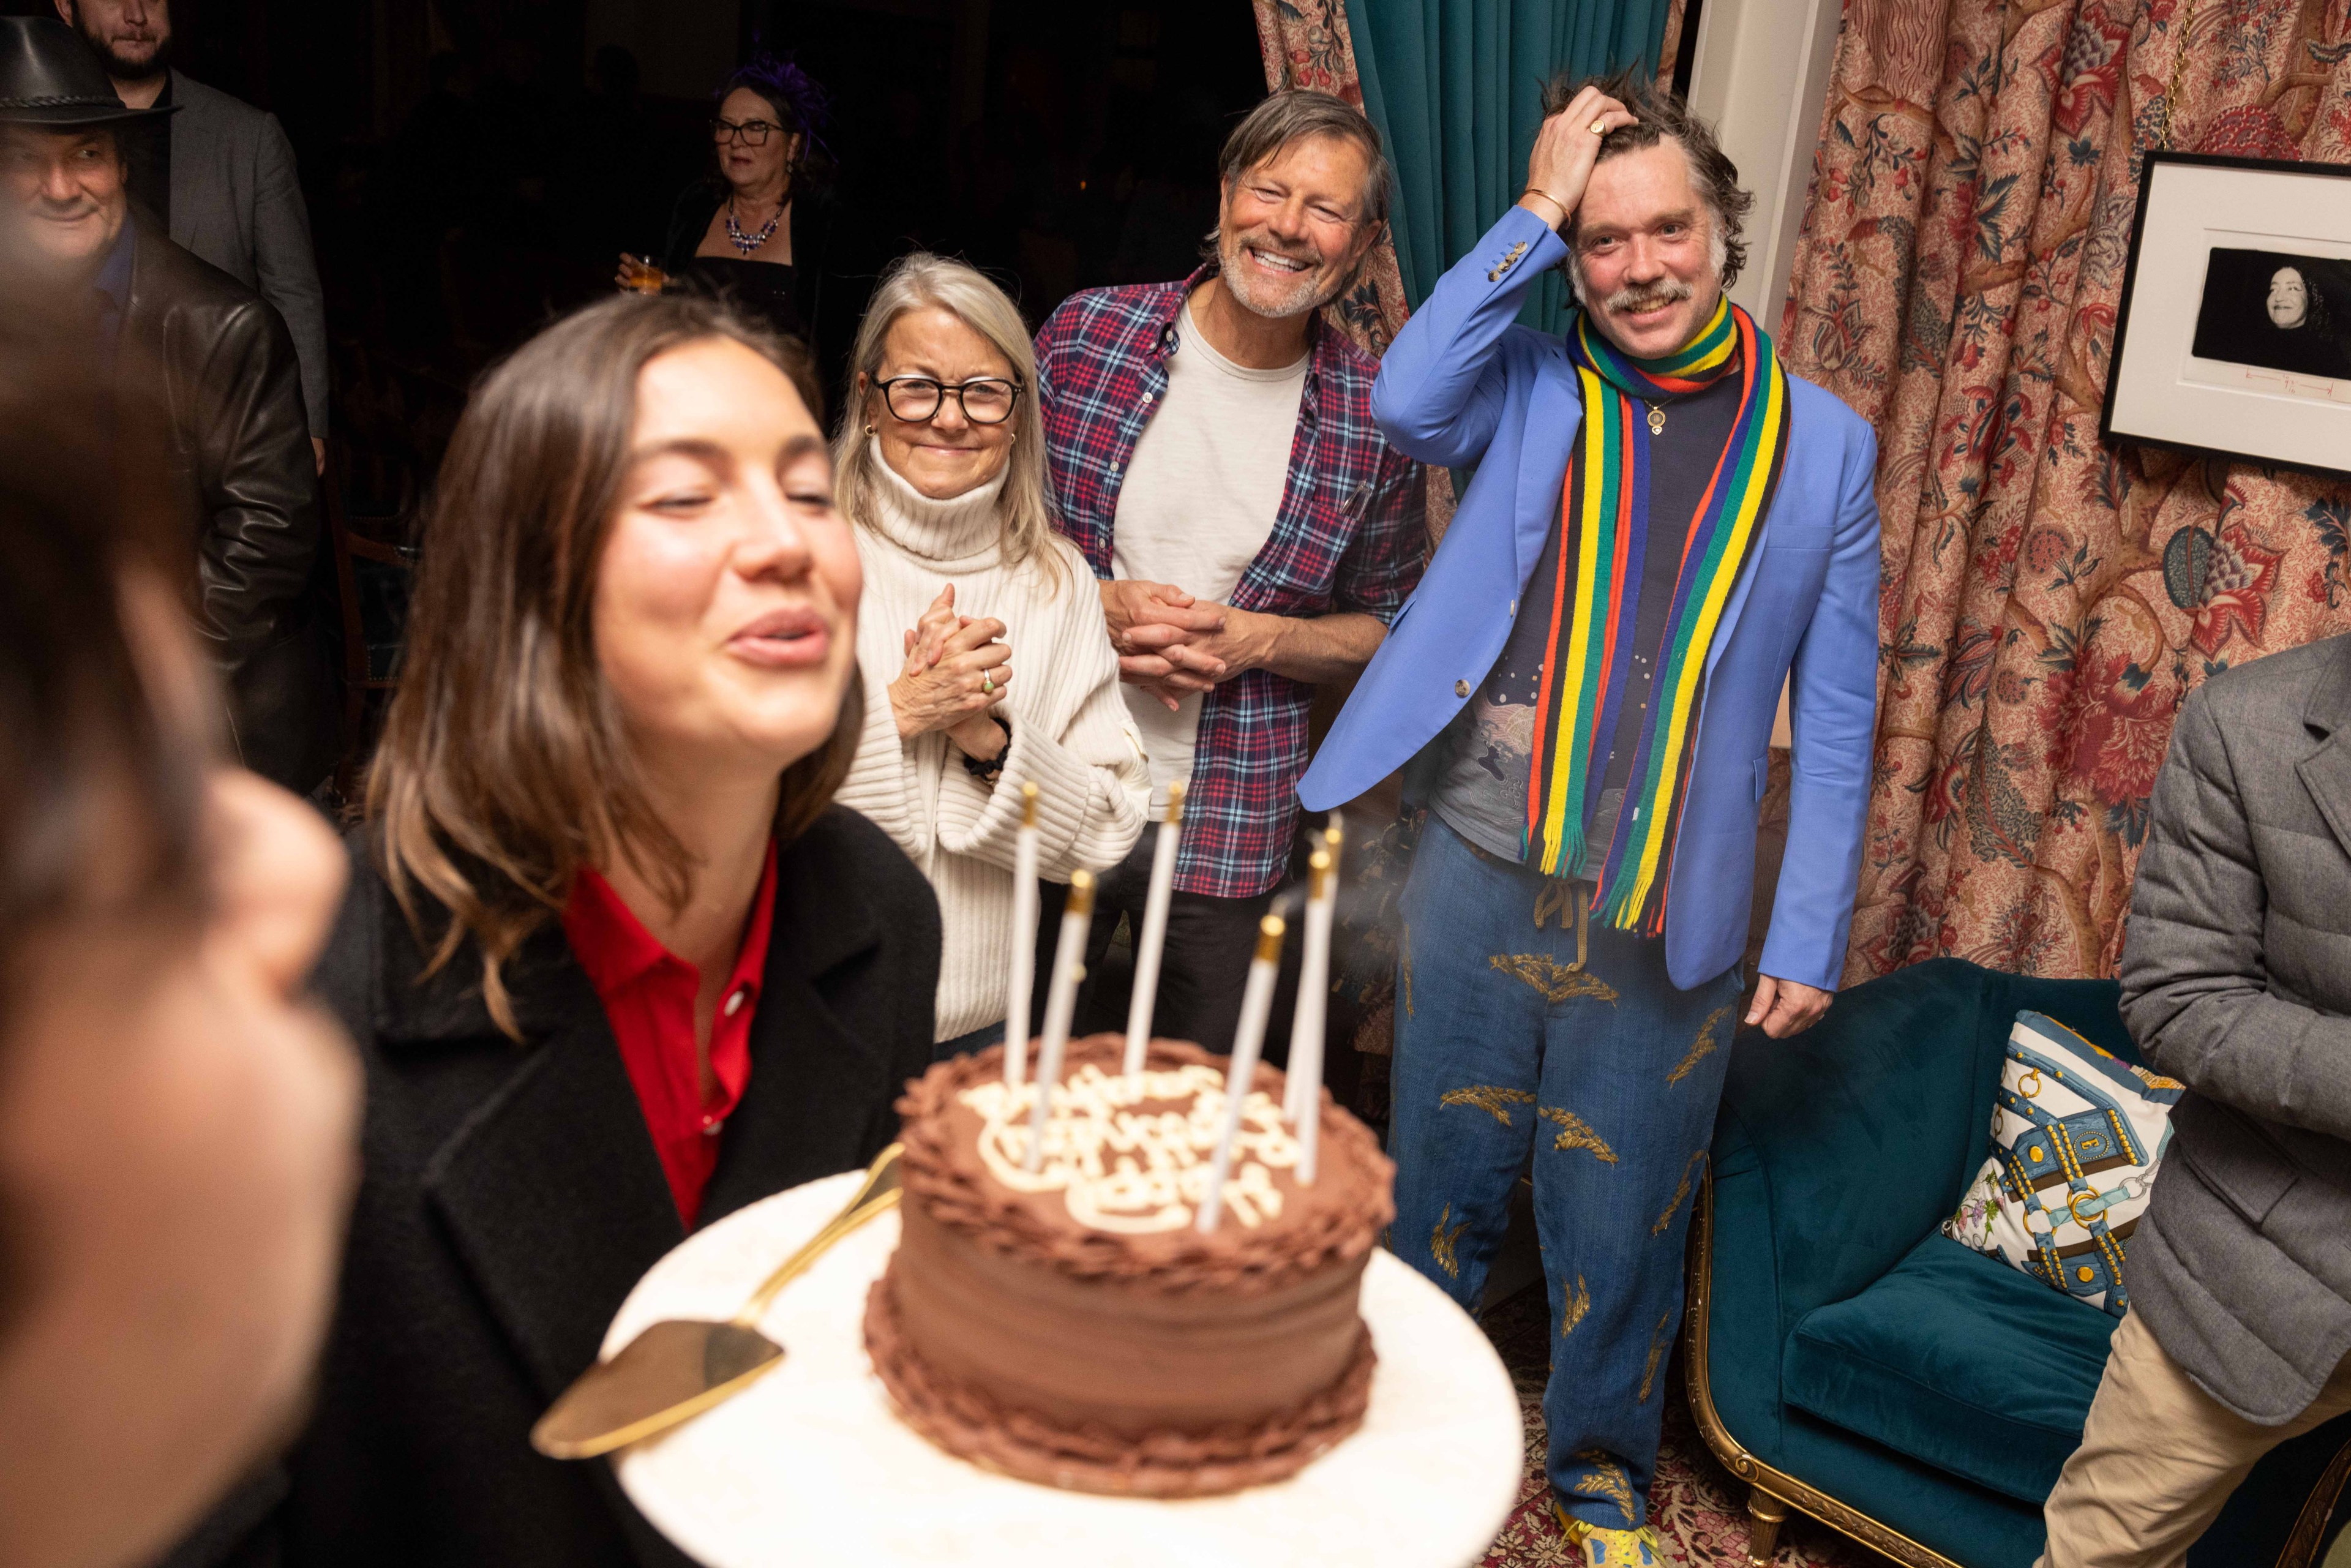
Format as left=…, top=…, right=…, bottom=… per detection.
left=123, top=212, right=335, bottom=791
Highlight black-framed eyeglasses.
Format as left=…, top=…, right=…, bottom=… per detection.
left=877, top=376, right=1022, bottom=426
left=710, top=116, right=784, bottom=145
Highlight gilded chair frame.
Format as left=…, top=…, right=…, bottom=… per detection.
left=1681, top=1172, right=2351, bottom=1568
left=1680, top=1171, right=1962, bottom=1568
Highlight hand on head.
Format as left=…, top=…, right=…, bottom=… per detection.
left=1520, top=83, right=1638, bottom=231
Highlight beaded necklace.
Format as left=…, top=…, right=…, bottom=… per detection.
left=726, top=195, right=787, bottom=256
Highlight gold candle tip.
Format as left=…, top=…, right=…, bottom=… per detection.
left=1309, top=850, right=1332, bottom=899
left=1254, top=913, right=1286, bottom=961
left=1165, top=779, right=1185, bottom=826
left=1065, top=868, right=1096, bottom=918
left=1322, top=819, right=1344, bottom=849
left=1020, top=781, right=1040, bottom=828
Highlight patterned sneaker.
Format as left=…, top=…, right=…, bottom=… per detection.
left=1551, top=1502, right=1660, bottom=1566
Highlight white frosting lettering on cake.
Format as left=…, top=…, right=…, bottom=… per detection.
left=958, top=1063, right=1300, bottom=1233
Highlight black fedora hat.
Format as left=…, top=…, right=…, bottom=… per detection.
left=0, top=16, right=175, bottom=129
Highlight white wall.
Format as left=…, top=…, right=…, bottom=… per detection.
left=1685, top=0, right=1843, bottom=330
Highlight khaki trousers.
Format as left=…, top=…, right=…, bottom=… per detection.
left=2039, top=1309, right=2351, bottom=1567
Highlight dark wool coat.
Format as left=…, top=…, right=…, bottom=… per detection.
left=160, top=806, right=938, bottom=1568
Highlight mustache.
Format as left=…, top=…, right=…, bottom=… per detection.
left=1602, top=277, right=1693, bottom=315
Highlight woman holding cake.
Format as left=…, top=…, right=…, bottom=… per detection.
left=833, top=253, right=1148, bottom=1058
left=162, top=293, right=942, bottom=1568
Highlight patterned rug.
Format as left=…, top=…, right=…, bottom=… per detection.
left=1475, top=1285, right=1880, bottom=1566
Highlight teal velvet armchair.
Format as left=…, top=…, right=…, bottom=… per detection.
left=1688, top=957, right=2351, bottom=1567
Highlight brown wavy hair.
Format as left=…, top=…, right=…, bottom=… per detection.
left=1545, top=65, right=1754, bottom=292
left=365, top=293, right=860, bottom=1037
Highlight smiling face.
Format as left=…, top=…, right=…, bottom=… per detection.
left=1215, top=133, right=1378, bottom=320
left=860, top=304, right=1017, bottom=501
left=0, top=126, right=127, bottom=271
left=714, top=85, right=800, bottom=198
left=593, top=337, right=860, bottom=788
left=2269, top=266, right=2311, bottom=329
left=1570, top=138, right=1724, bottom=360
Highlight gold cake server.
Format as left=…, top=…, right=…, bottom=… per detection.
left=531, top=1142, right=904, bottom=1459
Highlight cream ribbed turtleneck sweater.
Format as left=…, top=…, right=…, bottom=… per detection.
left=836, top=451, right=1149, bottom=1041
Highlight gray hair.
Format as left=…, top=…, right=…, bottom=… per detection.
left=1215, top=89, right=1391, bottom=236
left=1547, top=66, right=1753, bottom=294
left=834, top=253, right=1065, bottom=591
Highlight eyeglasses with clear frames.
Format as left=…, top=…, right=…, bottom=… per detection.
left=876, top=377, right=1022, bottom=426
left=710, top=116, right=783, bottom=145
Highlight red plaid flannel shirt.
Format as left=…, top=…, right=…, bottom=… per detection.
left=1035, top=268, right=1426, bottom=899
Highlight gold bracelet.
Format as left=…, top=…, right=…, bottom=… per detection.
left=1520, top=187, right=1569, bottom=225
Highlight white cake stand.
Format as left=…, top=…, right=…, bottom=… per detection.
left=606, top=1170, right=1524, bottom=1568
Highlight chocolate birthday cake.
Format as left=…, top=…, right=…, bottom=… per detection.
left=864, top=1033, right=1395, bottom=1496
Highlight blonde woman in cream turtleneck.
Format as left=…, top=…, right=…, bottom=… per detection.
left=834, top=253, right=1149, bottom=1055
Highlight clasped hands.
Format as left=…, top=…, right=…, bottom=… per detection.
left=889, top=584, right=1009, bottom=763
left=1099, top=578, right=1265, bottom=712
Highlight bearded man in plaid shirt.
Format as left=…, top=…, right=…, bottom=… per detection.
left=1034, top=89, right=1425, bottom=1054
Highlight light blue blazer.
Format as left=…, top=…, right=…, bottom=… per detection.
left=1299, top=205, right=1881, bottom=992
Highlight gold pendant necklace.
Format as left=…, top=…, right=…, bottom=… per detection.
left=1645, top=402, right=1667, bottom=435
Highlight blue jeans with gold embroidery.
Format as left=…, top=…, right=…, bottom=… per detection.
left=1390, top=816, right=1743, bottom=1529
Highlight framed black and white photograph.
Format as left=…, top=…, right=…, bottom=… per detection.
left=2106, top=151, right=2351, bottom=476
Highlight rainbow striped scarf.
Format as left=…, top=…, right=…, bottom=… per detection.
left=1524, top=296, right=1790, bottom=935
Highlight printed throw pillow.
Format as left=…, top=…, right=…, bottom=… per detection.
left=1940, top=1011, right=2184, bottom=1318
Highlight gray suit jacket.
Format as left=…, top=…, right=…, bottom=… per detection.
left=168, top=70, right=327, bottom=435
left=2120, top=631, right=2351, bottom=1424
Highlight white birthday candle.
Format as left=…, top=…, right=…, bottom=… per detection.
left=1122, top=781, right=1184, bottom=1078
left=1004, top=782, right=1040, bottom=1087
left=1286, top=816, right=1341, bottom=1122
left=1024, top=869, right=1095, bottom=1174
left=1288, top=850, right=1335, bottom=1184
left=1196, top=913, right=1286, bottom=1234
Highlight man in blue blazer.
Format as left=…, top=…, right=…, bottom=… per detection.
left=1299, top=70, right=1878, bottom=1566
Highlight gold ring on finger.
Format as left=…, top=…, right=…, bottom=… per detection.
left=1589, top=118, right=1609, bottom=135
left=981, top=675, right=994, bottom=694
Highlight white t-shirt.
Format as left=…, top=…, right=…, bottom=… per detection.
left=1109, top=298, right=1307, bottom=808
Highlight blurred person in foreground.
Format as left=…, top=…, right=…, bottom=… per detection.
left=622, top=54, right=839, bottom=384
left=2036, top=631, right=2351, bottom=1564
left=1033, top=89, right=1424, bottom=1054
left=0, top=328, right=358, bottom=1567
left=1300, top=69, right=1879, bottom=1564
left=166, top=293, right=938, bottom=1568
left=833, top=252, right=1147, bottom=1058
left=56, top=0, right=331, bottom=470
left=0, top=15, right=333, bottom=794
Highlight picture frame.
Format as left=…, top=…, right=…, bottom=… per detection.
left=2104, top=149, right=2351, bottom=478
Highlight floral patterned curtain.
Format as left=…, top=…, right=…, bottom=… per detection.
left=1248, top=0, right=1415, bottom=359
left=1783, top=0, right=2351, bottom=985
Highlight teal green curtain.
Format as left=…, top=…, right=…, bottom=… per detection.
left=1344, top=0, right=1674, bottom=335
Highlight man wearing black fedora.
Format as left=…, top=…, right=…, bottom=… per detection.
left=0, top=15, right=332, bottom=794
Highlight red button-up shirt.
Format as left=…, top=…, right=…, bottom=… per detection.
left=561, top=846, right=778, bottom=1228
